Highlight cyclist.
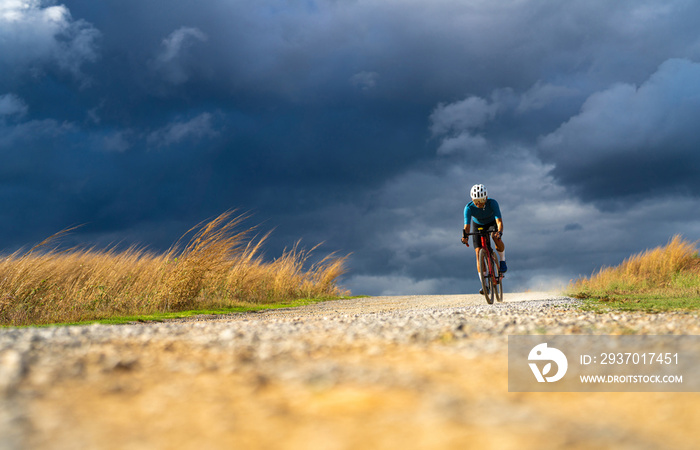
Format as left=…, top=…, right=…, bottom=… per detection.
left=461, top=184, right=507, bottom=274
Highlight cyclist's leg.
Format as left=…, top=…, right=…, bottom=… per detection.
left=492, top=233, right=507, bottom=272
left=493, top=234, right=504, bottom=252
left=486, top=222, right=507, bottom=272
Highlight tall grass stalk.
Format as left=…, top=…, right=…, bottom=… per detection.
left=0, top=212, right=348, bottom=326
left=568, top=235, right=700, bottom=299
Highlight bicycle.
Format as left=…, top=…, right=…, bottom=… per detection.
left=464, top=226, right=503, bottom=304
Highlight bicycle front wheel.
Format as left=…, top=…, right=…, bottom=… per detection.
left=491, top=253, right=503, bottom=302
left=478, top=248, right=493, bottom=304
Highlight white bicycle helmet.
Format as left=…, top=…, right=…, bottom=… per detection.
left=470, top=184, right=488, bottom=201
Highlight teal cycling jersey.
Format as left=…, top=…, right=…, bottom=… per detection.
left=464, top=198, right=502, bottom=226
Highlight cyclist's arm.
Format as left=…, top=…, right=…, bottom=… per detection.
left=495, top=218, right=503, bottom=238
left=463, top=205, right=472, bottom=244
left=462, top=223, right=470, bottom=245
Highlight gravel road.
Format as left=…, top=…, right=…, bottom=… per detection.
left=1, top=292, right=698, bottom=449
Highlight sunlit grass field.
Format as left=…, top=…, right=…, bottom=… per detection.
left=0, top=212, right=348, bottom=326
left=568, top=235, right=700, bottom=312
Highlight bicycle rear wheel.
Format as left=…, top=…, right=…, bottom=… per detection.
left=478, top=248, right=493, bottom=304
left=491, top=253, right=503, bottom=302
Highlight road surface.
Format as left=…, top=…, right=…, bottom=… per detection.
left=1, top=293, right=698, bottom=449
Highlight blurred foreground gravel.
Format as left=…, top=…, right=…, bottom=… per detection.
left=1, top=293, right=699, bottom=449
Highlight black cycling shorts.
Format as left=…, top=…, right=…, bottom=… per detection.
left=472, top=221, right=498, bottom=248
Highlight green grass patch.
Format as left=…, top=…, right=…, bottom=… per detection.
left=8, top=296, right=368, bottom=328
left=573, top=292, right=700, bottom=314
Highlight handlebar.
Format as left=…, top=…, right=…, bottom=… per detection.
left=463, top=229, right=501, bottom=237
left=462, top=228, right=502, bottom=243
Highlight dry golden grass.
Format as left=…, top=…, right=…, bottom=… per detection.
left=568, top=235, right=700, bottom=297
left=0, top=212, right=348, bottom=326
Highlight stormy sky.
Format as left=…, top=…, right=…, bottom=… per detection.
left=2, top=0, right=700, bottom=295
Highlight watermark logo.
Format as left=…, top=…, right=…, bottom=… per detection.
left=509, top=335, right=699, bottom=392
left=528, top=343, right=568, bottom=382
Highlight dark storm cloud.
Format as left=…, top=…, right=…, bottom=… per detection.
left=429, top=57, right=700, bottom=205
left=538, top=59, right=700, bottom=203
left=2, top=0, right=700, bottom=294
